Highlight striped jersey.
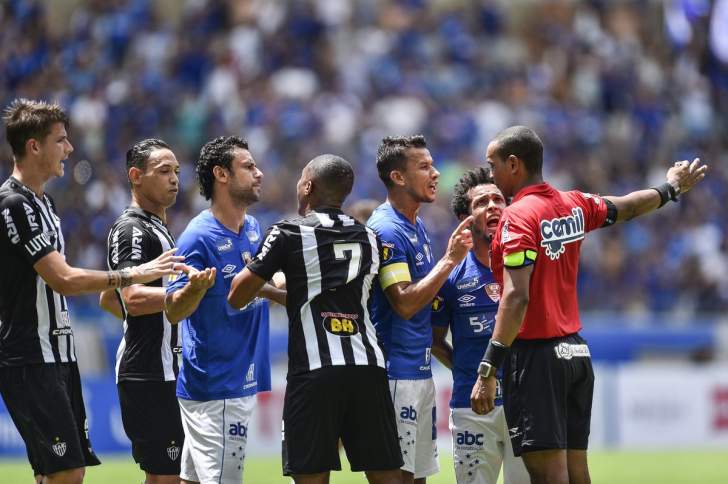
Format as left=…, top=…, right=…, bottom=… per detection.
left=247, top=209, right=386, bottom=376
left=106, top=207, right=180, bottom=382
left=0, top=176, right=75, bottom=366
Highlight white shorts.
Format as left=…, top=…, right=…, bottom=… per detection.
left=178, top=395, right=256, bottom=484
left=389, top=378, right=439, bottom=478
left=450, top=406, right=529, bottom=484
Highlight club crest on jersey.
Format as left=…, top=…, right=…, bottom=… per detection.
left=540, top=207, right=585, bottom=260
left=167, top=443, right=180, bottom=461
left=485, top=283, right=501, bottom=302
left=246, top=229, right=259, bottom=243
left=321, top=311, right=360, bottom=336
left=431, top=295, right=444, bottom=312
left=381, top=242, right=394, bottom=261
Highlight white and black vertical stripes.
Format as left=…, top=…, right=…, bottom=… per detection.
left=106, top=207, right=180, bottom=382
left=33, top=193, right=74, bottom=363
left=299, top=225, right=324, bottom=371
left=249, top=210, right=387, bottom=375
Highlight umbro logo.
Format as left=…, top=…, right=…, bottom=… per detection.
left=222, top=264, right=237, bottom=279
left=416, top=252, right=424, bottom=262
left=458, top=294, right=476, bottom=303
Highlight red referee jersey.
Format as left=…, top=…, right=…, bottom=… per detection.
left=491, top=183, right=608, bottom=339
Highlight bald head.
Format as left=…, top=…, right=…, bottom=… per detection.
left=306, top=154, right=354, bottom=204
left=491, top=125, right=543, bottom=175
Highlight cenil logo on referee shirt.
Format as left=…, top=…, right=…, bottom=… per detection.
left=321, top=311, right=360, bottom=336
left=540, top=207, right=585, bottom=260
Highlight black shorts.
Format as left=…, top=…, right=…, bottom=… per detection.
left=0, top=362, right=101, bottom=475
left=117, top=380, right=184, bottom=475
left=282, top=365, right=403, bottom=475
left=502, top=333, right=594, bottom=456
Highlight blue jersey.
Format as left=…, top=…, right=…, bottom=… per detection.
left=431, top=252, right=503, bottom=409
left=368, top=202, right=435, bottom=380
left=167, top=210, right=271, bottom=401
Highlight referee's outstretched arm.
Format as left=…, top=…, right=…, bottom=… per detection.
left=603, top=158, right=707, bottom=223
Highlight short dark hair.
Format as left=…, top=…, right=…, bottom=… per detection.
left=308, top=154, right=354, bottom=204
left=196, top=136, right=249, bottom=200
left=126, top=138, right=171, bottom=173
left=492, top=126, right=543, bottom=174
left=376, top=135, right=427, bottom=187
left=451, top=167, right=496, bottom=219
left=3, top=98, right=69, bottom=158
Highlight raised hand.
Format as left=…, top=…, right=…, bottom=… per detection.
left=182, top=266, right=217, bottom=293
left=667, top=158, right=708, bottom=195
left=132, top=248, right=186, bottom=285
left=445, top=215, right=474, bottom=264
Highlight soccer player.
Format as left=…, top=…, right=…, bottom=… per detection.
left=99, top=139, right=191, bottom=484
left=0, top=99, right=181, bottom=484
left=165, top=136, right=283, bottom=484
left=228, top=154, right=403, bottom=484
left=470, top=126, right=708, bottom=484
left=367, top=135, right=473, bottom=484
left=430, top=167, right=529, bottom=484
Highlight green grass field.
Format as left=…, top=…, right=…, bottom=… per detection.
left=1, top=451, right=727, bottom=483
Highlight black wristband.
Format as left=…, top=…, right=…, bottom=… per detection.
left=482, top=340, right=510, bottom=369
left=652, top=182, right=679, bottom=208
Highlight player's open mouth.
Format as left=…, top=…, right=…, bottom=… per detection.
left=486, top=215, right=499, bottom=228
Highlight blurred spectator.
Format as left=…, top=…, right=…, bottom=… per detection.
left=1, top=0, right=726, bottom=316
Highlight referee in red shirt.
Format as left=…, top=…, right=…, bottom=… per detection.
left=470, top=126, right=707, bottom=484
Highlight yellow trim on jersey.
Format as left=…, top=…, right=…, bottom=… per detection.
left=504, top=250, right=538, bottom=267
left=379, top=262, right=412, bottom=290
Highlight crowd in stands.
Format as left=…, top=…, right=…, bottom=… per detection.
left=1, top=0, right=726, bottom=316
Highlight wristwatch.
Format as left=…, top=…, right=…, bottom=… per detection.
left=477, top=361, right=497, bottom=379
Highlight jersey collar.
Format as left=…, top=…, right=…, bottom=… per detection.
left=512, top=182, right=554, bottom=204
left=124, top=206, right=167, bottom=228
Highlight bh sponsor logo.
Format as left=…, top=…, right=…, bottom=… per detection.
left=540, top=207, right=585, bottom=260
left=228, top=422, right=248, bottom=442
left=321, top=311, right=360, bottom=337
left=456, top=431, right=484, bottom=447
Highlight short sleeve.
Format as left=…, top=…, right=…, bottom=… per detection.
left=108, top=220, right=152, bottom=270
left=0, top=194, right=55, bottom=265
left=368, top=223, right=412, bottom=290
left=571, top=191, right=608, bottom=232
left=430, top=280, right=452, bottom=328
left=166, top=228, right=208, bottom=294
left=247, top=224, right=287, bottom=281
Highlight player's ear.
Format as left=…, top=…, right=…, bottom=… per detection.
left=389, top=170, right=405, bottom=187
left=128, top=166, right=143, bottom=186
left=25, top=137, right=41, bottom=156
left=212, top=165, right=228, bottom=183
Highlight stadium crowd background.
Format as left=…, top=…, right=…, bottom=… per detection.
left=1, top=0, right=727, bottom=319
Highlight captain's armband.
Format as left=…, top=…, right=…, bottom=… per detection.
left=379, top=262, right=411, bottom=290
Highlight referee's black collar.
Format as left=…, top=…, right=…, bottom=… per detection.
left=124, top=206, right=167, bottom=228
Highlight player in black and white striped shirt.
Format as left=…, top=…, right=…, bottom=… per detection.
left=99, top=139, right=193, bottom=482
left=228, top=154, right=403, bottom=483
left=0, top=99, right=181, bottom=483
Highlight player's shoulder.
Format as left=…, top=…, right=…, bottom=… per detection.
left=0, top=179, right=32, bottom=208
left=177, top=210, right=214, bottom=245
